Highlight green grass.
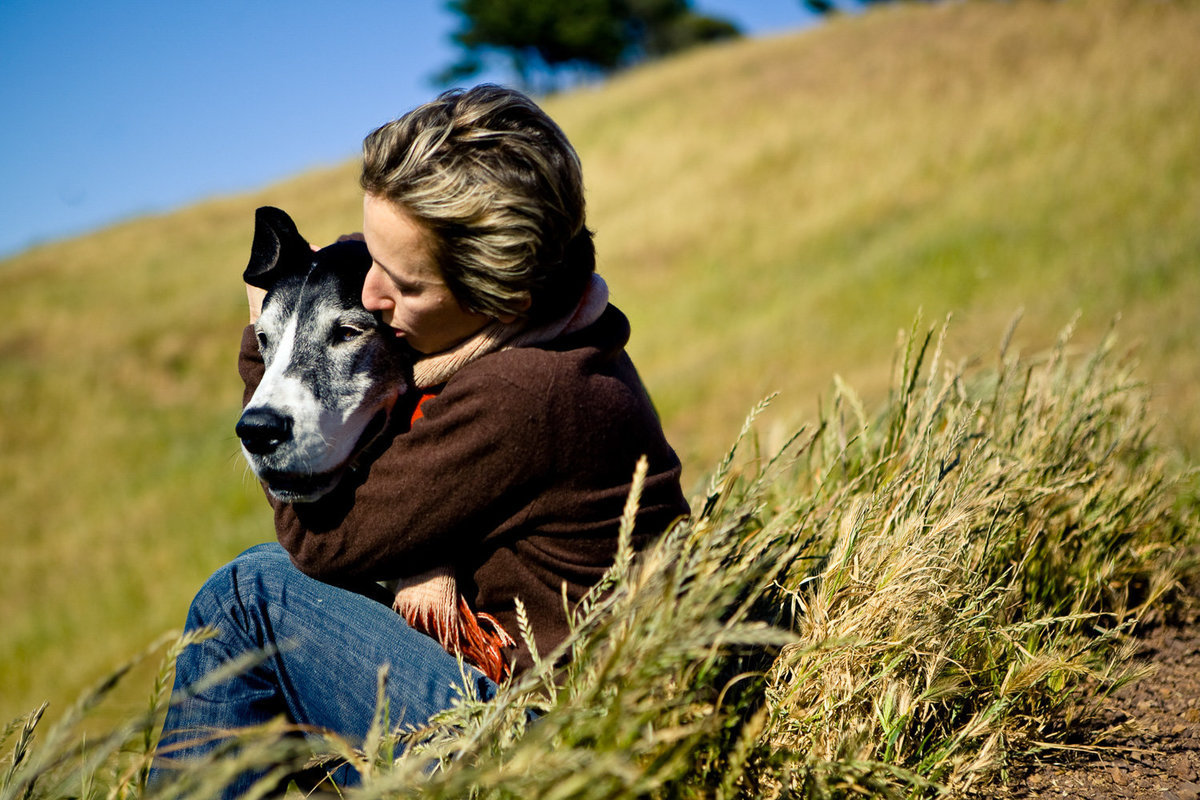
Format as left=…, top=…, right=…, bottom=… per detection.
left=1, top=0, right=1198, bottom=788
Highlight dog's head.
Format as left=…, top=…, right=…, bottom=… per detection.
left=236, top=206, right=409, bottom=503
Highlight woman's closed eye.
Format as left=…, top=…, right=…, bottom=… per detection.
left=389, top=275, right=422, bottom=295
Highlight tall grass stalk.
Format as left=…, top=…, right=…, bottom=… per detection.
left=761, top=316, right=1191, bottom=796
left=5, top=320, right=1195, bottom=799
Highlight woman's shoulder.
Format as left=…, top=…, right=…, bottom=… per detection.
left=467, top=305, right=631, bottom=380
left=432, top=306, right=634, bottom=415
left=446, top=342, right=586, bottom=408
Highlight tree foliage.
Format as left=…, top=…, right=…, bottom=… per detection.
left=800, top=0, right=919, bottom=16
left=440, top=0, right=740, bottom=91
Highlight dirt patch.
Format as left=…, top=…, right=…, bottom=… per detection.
left=1001, top=598, right=1200, bottom=800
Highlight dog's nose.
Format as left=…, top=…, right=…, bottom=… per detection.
left=236, top=408, right=293, bottom=455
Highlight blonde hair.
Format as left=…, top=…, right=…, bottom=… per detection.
left=361, top=85, right=595, bottom=323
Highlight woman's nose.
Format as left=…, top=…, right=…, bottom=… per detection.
left=362, top=264, right=391, bottom=312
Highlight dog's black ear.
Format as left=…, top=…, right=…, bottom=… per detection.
left=244, top=206, right=312, bottom=289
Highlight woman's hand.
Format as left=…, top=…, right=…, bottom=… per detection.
left=247, top=283, right=268, bottom=325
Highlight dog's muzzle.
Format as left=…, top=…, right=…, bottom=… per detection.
left=236, top=408, right=293, bottom=455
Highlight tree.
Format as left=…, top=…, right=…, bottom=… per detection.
left=799, top=0, right=923, bottom=16
left=620, top=0, right=740, bottom=59
left=440, top=0, right=740, bottom=92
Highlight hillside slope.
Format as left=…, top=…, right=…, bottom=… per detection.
left=1, top=0, right=1197, bottom=726
left=553, top=0, right=1200, bottom=468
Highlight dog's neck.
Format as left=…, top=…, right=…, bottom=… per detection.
left=411, top=274, right=609, bottom=389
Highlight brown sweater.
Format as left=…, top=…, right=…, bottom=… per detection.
left=238, top=304, right=690, bottom=675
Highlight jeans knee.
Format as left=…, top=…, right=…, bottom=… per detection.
left=235, top=541, right=289, bottom=564
left=188, top=543, right=292, bottom=628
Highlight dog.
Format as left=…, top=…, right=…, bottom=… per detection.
left=236, top=206, right=410, bottom=504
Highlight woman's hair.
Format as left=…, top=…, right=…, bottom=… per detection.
left=361, top=84, right=595, bottom=324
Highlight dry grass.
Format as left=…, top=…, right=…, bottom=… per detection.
left=4, top=319, right=1196, bottom=799
left=1, top=0, right=1198, bottom=772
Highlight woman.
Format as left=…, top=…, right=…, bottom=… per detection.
left=154, top=84, right=689, bottom=792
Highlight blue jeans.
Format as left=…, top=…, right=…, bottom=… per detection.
left=151, top=543, right=495, bottom=796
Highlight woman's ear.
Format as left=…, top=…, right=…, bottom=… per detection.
left=493, top=293, right=532, bottom=324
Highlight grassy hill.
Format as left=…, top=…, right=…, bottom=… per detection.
left=2, top=0, right=1198, bottom=733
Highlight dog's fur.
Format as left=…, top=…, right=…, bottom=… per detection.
left=236, top=206, right=409, bottom=504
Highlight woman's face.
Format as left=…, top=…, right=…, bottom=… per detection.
left=361, top=194, right=494, bottom=355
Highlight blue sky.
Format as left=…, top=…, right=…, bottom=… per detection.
left=0, top=1, right=814, bottom=258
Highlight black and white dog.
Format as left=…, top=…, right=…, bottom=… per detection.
left=236, top=206, right=409, bottom=503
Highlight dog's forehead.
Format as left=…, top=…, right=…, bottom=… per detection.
left=294, top=284, right=360, bottom=335
left=257, top=277, right=302, bottom=333
left=256, top=240, right=376, bottom=357
left=312, top=241, right=371, bottom=292
left=292, top=264, right=368, bottom=321
left=263, top=252, right=364, bottom=309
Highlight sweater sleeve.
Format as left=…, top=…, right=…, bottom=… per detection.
left=238, top=324, right=553, bottom=584
left=237, top=324, right=265, bottom=408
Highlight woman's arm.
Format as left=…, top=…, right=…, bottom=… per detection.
left=238, top=325, right=551, bottom=583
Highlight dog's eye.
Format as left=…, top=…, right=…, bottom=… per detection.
left=256, top=331, right=269, bottom=350
left=333, top=325, right=364, bottom=344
